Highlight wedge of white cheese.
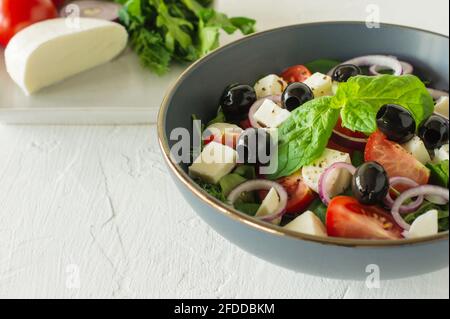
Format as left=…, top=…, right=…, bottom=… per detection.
left=302, top=148, right=352, bottom=197
left=255, top=187, right=281, bottom=225
left=254, top=74, right=287, bottom=99
left=434, top=96, right=449, bottom=119
left=402, top=136, right=431, bottom=164
left=189, top=142, right=238, bottom=184
left=284, top=211, right=327, bottom=237
left=5, top=18, right=128, bottom=95
left=403, top=210, right=439, bottom=239
left=433, top=144, right=449, bottom=163
left=253, top=99, right=291, bottom=128
left=303, top=72, right=333, bottom=97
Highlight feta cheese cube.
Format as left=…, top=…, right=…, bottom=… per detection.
left=434, top=96, right=449, bottom=119
left=284, top=211, right=327, bottom=237
left=302, top=148, right=352, bottom=196
left=303, top=72, right=333, bottom=97
left=402, top=136, right=431, bottom=164
left=254, top=74, right=287, bottom=99
left=189, top=142, right=237, bottom=184
left=255, top=187, right=281, bottom=225
left=433, top=144, right=449, bottom=163
left=403, top=210, right=439, bottom=239
left=253, top=99, right=291, bottom=128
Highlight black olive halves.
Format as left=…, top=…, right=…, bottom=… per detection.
left=418, top=115, right=449, bottom=150
left=352, top=162, right=389, bottom=205
left=220, top=84, right=257, bottom=121
left=281, top=82, right=314, bottom=111
left=332, top=64, right=362, bottom=83
left=376, top=104, right=416, bottom=144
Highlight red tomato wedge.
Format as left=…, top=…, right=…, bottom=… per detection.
left=280, top=65, right=312, bottom=83
left=365, top=130, right=430, bottom=188
left=260, top=170, right=316, bottom=214
left=0, top=0, right=57, bottom=47
left=327, top=196, right=403, bottom=240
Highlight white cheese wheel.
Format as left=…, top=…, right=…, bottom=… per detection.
left=5, top=18, right=128, bottom=95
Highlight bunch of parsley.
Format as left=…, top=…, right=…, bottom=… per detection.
left=115, top=0, right=256, bottom=74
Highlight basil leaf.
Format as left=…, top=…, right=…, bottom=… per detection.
left=341, top=100, right=377, bottom=134
left=426, top=160, right=449, bottom=188
left=333, top=75, right=434, bottom=133
left=270, top=97, right=340, bottom=179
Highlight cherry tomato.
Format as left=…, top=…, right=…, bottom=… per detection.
left=203, top=132, right=241, bottom=149
left=365, top=130, right=430, bottom=190
left=326, top=196, right=403, bottom=240
left=280, top=65, right=312, bottom=83
left=260, top=170, right=316, bottom=214
left=0, top=0, right=57, bottom=47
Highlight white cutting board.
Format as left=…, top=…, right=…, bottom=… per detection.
left=0, top=47, right=184, bottom=124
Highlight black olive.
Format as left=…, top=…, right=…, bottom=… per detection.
left=376, top=104, right=416, bottom=144
left=236, top=128, right=276, bottom=165
left=332, top=64, right=362, bottom=83
left=281, top=82, right=314, bottom=111
left=418, top=115, right=449, bottom=150
left=220, top=84, right=257, bottom=121
left=352, top=162, right=389, bottom=205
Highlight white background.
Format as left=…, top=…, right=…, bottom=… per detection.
left=0, top=0, right=449, bottom=298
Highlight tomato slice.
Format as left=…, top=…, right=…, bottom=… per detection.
left=239, top=118, right=252, bottom=130
left=260, top=170, right=316, bottom=214
left=204, top=132, right=240, bottom=149
left=280, top=65, right=312, bottom=83
left=0, top=0, right=57, bottom=47
left=326, top=196, right=403, bottom=240
left=365, top=130, right=430, bottom=188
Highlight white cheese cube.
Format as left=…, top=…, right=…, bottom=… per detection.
left=303, top=72, right=333, bottom=97
left=402, top=136, right=431, bottom=164
left=404, top=210, right=439, bottom=239
left=284, top=211, right=327, bottom=237
left=189, top=142, right=237, bottom=184
left=253, top=99, right=291, bottom=128
left=434, top=96, right=449, bottom=119
left=254, top=74, right=287, bottom=99
left=433, top=144, right=449, bottom=163
left=5, top=18, right=128, bottom=95
left=302, top=148, right=352, bottom=196
left=255, top=187, right=281, bottom=225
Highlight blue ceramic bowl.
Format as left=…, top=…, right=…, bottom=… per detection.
left=158, top=22, right=449, bottom=280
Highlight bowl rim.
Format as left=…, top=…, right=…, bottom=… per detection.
left=157, top=21, right=449, bottom=248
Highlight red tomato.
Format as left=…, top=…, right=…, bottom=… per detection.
left=0, top=0, right=57, bottom=47
left=260, top=170, right=316, bottom=214
left=204, top=132, right=240, bottom=149
left=51, top=0, right=65, bottom=8
left=239, top=118, right=252, bottom=130
left=326, top=196, right=403, bottom=240
left=365, top=130, right=430, bottom=188
left=280, top=65, right=312, bottom=83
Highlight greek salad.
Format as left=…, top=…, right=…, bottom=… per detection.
left=189, top=55, right=449, bottom=240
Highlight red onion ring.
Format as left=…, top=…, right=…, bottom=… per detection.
left=369, top=61, right=414, bottom=75
left=328, top=55, right=403, bottom=77
left=331, top=130, right=367, bottom=151
left=428, top=88, right=449, bottom=100
left=318, top=162, right=356, bottom=205
left=391, top=185, right=449, bottom=231
left=227, top=179, right=287, bottom=222
left=384, top=177, right=424, bottom=213
left=248, top=96, right=282, bottom=128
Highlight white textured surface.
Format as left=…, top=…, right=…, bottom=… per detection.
left=0, top=0, right=449, bottom=299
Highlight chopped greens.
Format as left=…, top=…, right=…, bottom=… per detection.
left=426, top=160, right=449, bottom=188
left=116, top=0, right=256, bottom=74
